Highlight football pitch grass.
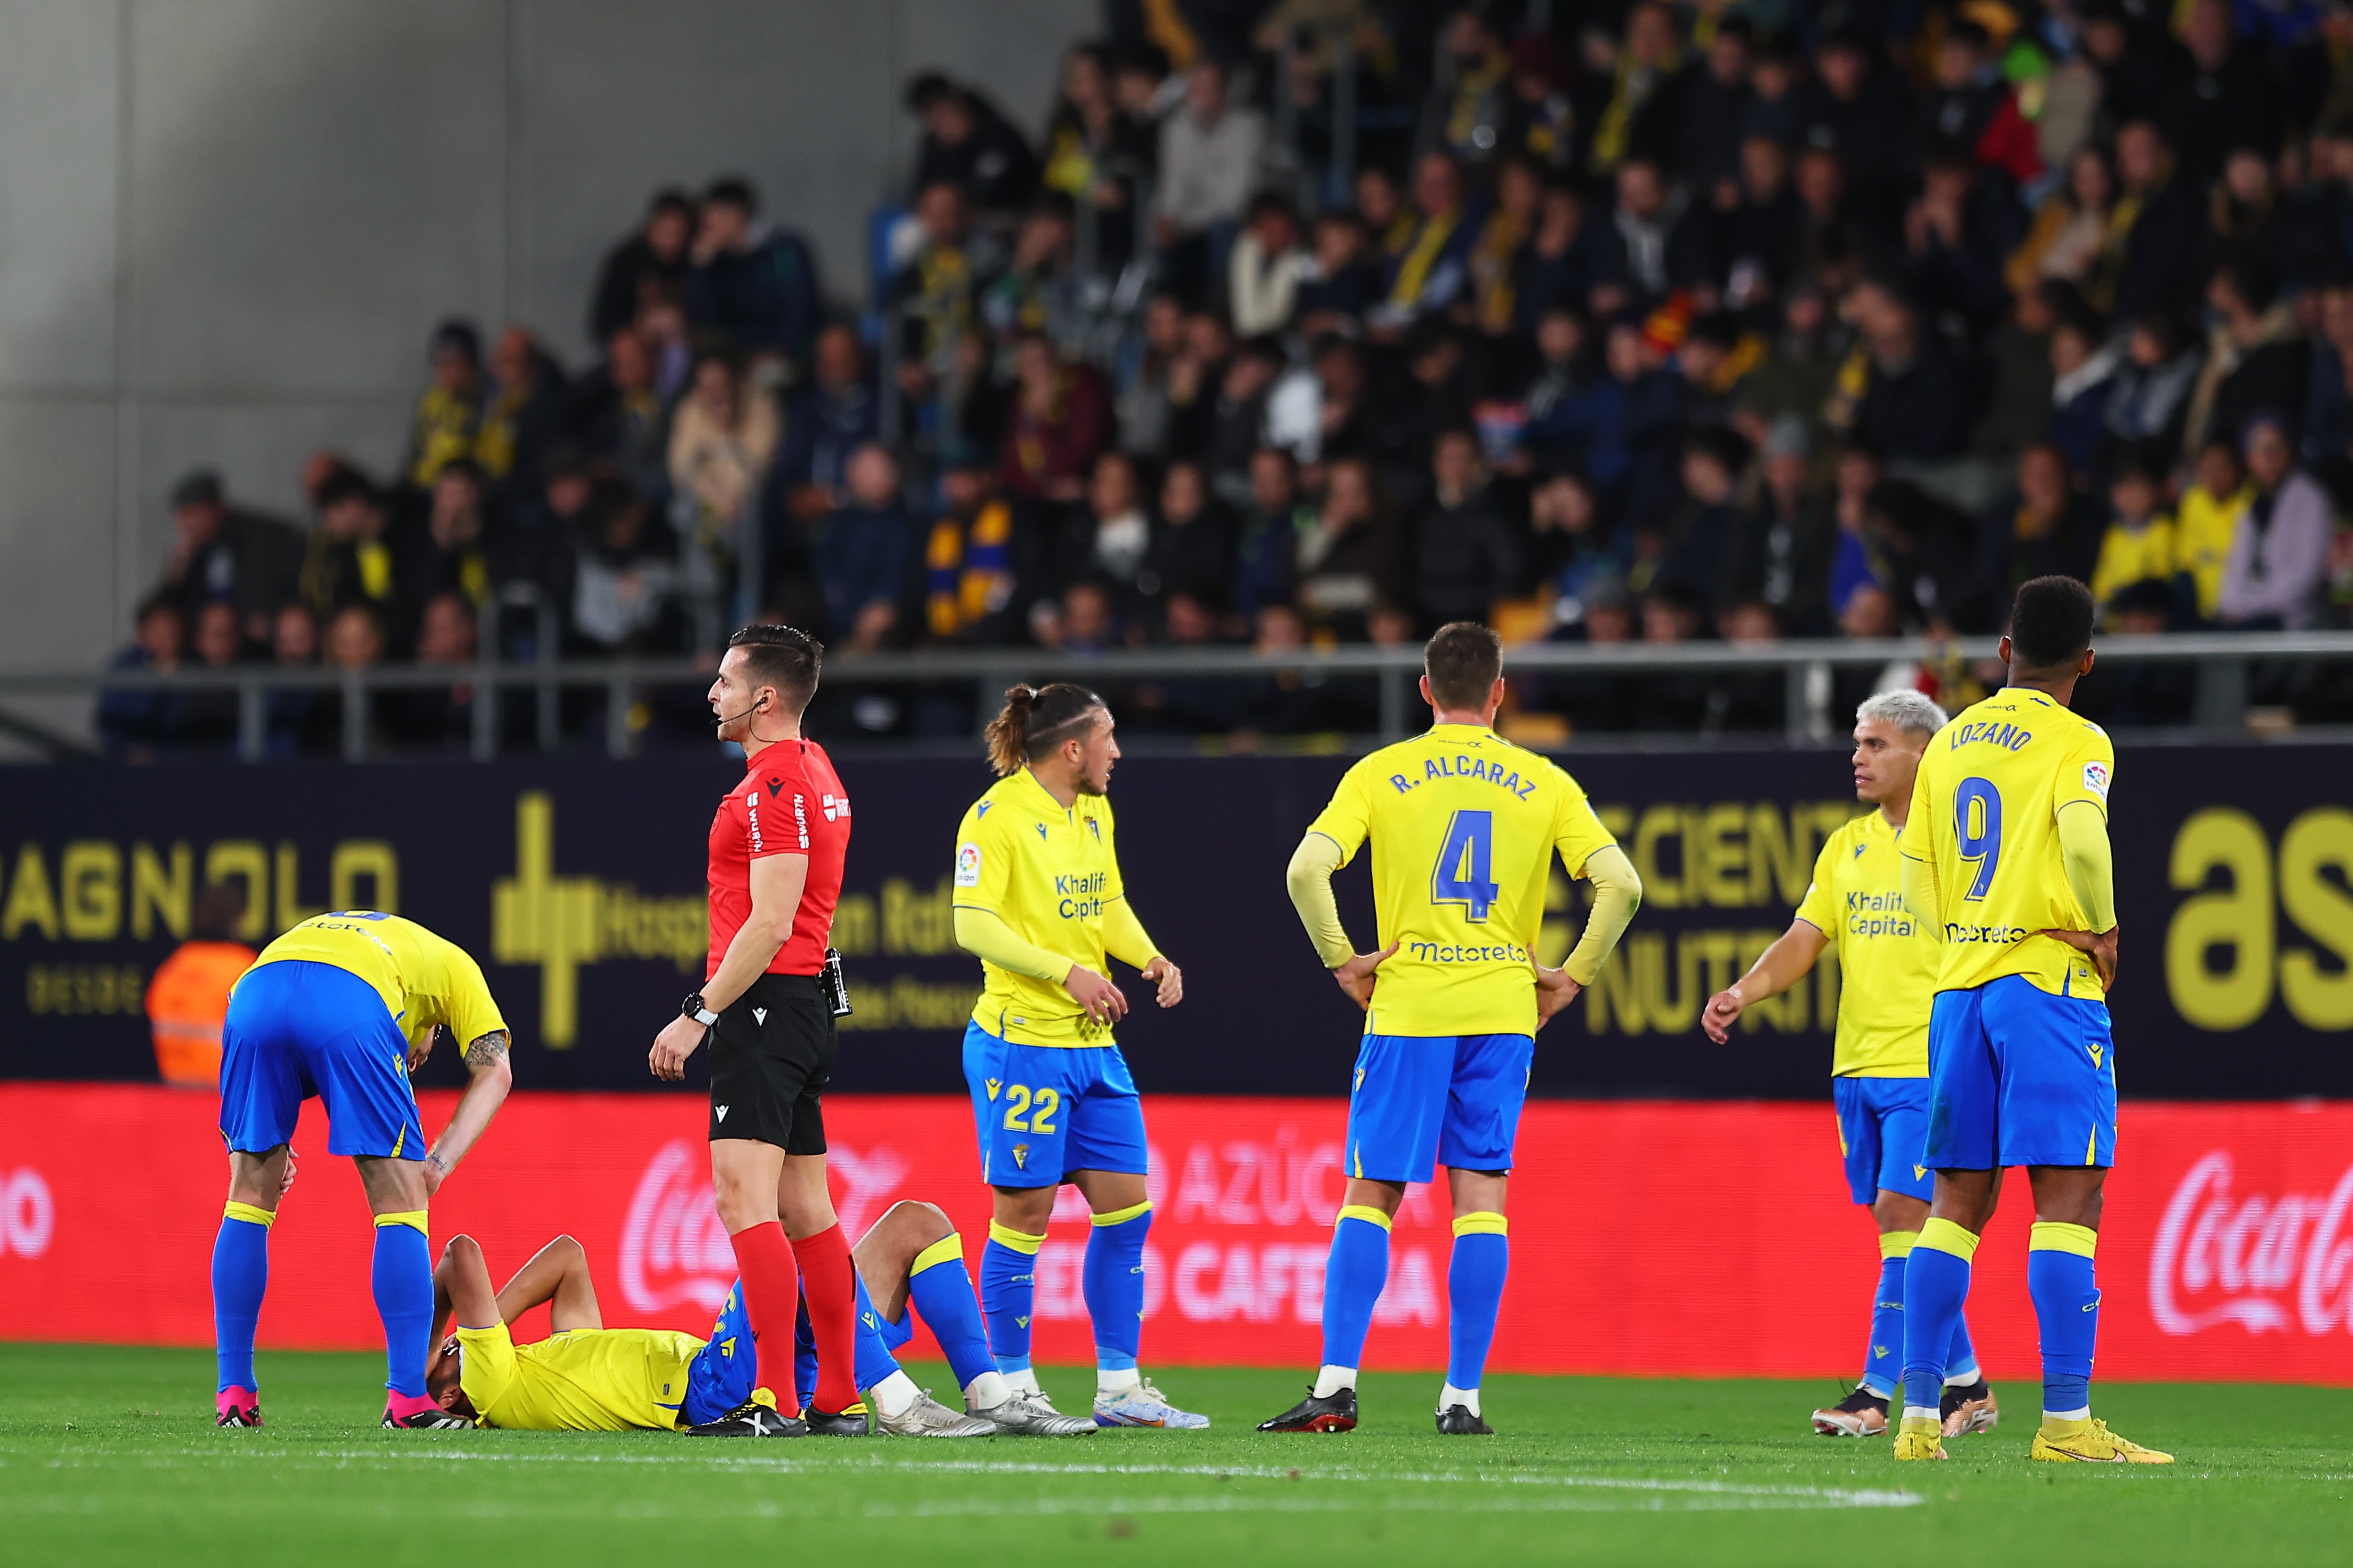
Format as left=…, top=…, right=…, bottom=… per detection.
left=2, top=1346, right=2347, bottom=1567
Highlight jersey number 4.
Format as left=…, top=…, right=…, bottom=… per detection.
left=1431, top=809, right=1501, bottom=923
left=1954, top=777, right=2002, bottom=901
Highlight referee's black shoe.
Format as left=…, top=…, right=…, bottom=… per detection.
left=1436, top=1404, right=1494, bottom=1436
left=685, top=1395, right=806, bottom=1437
left=803, top=1403, right=872, bottom=1437
left=1258, top=1387, right=1357, bottom=1433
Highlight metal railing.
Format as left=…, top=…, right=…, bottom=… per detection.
left=12, top=631, right=2353, bottom=762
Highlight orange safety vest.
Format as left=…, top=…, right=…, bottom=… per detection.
left=145, top=941, right=256, bottom=1089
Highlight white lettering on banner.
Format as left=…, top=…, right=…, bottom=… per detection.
left=1171, top=1241, right=1435, bottom=1326
left=620, top=1140, right=909, bottom=1315
left=1170, top=1129, right=1433, bottom=1228
left=0, top=1168, right=53, bottom=1258
left=2150, top=1151, right=2353, bottom=1337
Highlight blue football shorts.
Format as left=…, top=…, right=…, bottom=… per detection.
left=679, top=1281, right=756, bottom=1426
left=961, top=1020, right=1147, bottom=1189
left=1831, top=1074, right=1935, bottom=1205
left=1345, top=1032, right=1534, bottom=1185
left=217, top=959, right=424, bottom=1160
left=1925, top=974, right=2118, bottom=1172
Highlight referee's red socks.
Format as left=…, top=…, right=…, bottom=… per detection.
left=726, top=1220, right=802, bottom=1410
left=795, top=1223, right=861, bottom=1415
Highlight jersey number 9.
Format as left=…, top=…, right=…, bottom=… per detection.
left=1431, top=810, right=1501, bottom=923
left=1954, top=777, right=2003, bottom=902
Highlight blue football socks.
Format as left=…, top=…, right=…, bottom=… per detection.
left=905, top=1233, right=995, bottom=1391
left=1863, top=1231, right=1915, bottom=1397
left=1319, top=1205, right=1393, bottom=1379
left=1445, top=1213, right=1509, bottom=1395
left=2029, top=1222, right=2101, bottom=1416
left=212, top=1202, right=273, bottom=1393
left=1084, top=1201, right=1152, bottom=1374
left=1945, top=1304, right=1982, bottom=1385
left=1898, top=1218, right=1977, bottom=1417
left=980, top=1221, right=1046, bottom=1376
left=370, top=1213, right=433, bottom=1399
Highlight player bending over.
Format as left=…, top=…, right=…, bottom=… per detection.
left=1703, top=692, right=1997, bottom=1440
left=950, top=683, right=1205, bottom=1429
left=426, top=1202, right=1089, bottom=1436
left=1892, top=577, right=2168, bottom=1464
left=213, top=912, right=513, bottom=1429
left=1261, top=623, right=1641, bottom=1436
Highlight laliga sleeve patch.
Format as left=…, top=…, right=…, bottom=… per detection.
left=2082, top=760, right=2110, bottom=800
left=955, top=842, right=983, bottom=888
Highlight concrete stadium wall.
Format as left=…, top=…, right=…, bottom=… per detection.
left=0, top=0, right=1094, bottom=721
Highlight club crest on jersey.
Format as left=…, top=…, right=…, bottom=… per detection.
left=1087, top=818, right=1101, bottom=842
left=1012, top=1142, right=1030, bottom=1169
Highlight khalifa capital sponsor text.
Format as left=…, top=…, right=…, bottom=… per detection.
left=618, top=1139, right=912, bottom=1315
left=2150, top=1152, right=2353, bottom=1337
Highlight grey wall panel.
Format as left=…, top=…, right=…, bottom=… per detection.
left=515, top=0, right=896, bottom=362
left=126, top=0, right=509, bottom=396
left=0, top=400, right=121, bottom=677
left=0, top=0, right=120, bottom=390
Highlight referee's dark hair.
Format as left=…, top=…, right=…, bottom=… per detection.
left=2007, top=576, right=2096, bottom=676
left=1424, top=621, right=1505, bottom=714
left=727, top=623, right=824, bottom=713
left=985, top=682, right=1104, bottom=777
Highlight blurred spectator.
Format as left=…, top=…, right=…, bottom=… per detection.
left=1001, top=333, right=1112, bottom=504
left=392, top=460, right=495, bottom=649
left=890, top=182, right=988, bottom=404
left=1735, top=284, right=1839, bottom=451
left=686, top=178, right=820, bottom=371
left=181, top=600, right=247, bottom=753
left=1795, top=26, right=1913, bottom=210
left=572, top=487, right=682, bottom=656
left=1412, top=428, right=1518, bottom=632
left=1154, top=57, right=1266, bottom=300
left=264, top=603, right=328, bottom=757
left=407, top=319, right=487, bottom=488
left=1232, top=445, right=1308, bottom=621
left=1679, top=15, right=1755, bottom=192
left=2009, top=147, right=2123, bottom=311
left=589, top=189, right=694, bottom=344
left=907, top=73, right=1042, bottom=218
left=813, top=444, right=913, bottom=652
left=1293, top=210, right=1381, bottom=333
left=668, top=350, right=780, bottom=577
left=1239, top=601, right=1331, bottom=732
left=981, top=196, right=1084, bottom=355
left=2220, top=416, right=2334, bottom=628
left=1465, top=156, right=1541, bottom=341
left=2178, top=434, right=2254, bottom=621
left=2103, top=312, right=2203, bottom=469
left=1042, top=43, right=1151, bottom=270
left=1516, top=181, right=1599, bottom=329
left=1039, top=577, right=1120, bottom=653
left=2169, top=0, right=2280, bottom=187
left=1722, top=416, right=1833, bottom=637
left=1649, top=426, right=1747, bottom=608
left=1434, top=8, right=1512, bottom=172
left=1145, top=457, right=1233, bottom=611
left=153, top=470, right=304, bottom=643
left=1196, top=335, right=1285, bottom=504
left=922, top=454, right=1022, bottom=646
left=1918, top=20, right=2040, bottom=187
left=1983, top=443, right=2102, bottom=605
left=478, top=327, right=571, bottom=498
left=1118, top=293, right=1189, bottom=457
left=1528, top=468, right=1623, bottom=621
left=1230, top=192, right=1307, bottom=336
left=2202, top=147, right=2288, bottom=288
left=1851, top=284, right=1968, bottom=463
left=321, top=603, right=388, bottom=753
left=1632, top=582, right=1711, bottom=732
left=2186, top=261, right=2310, bottom=455
left=1592, top=158, right=1700, bottom=310
left=2111, top=121, right=2201, bottom=322
left=394, top=592, right=480, bottom=749
left=296, top=468, right=395, bottom=625
left=572, top=329, right=672, bottom=504
left=1589, top=1, right=1693, bottom=176
left=2090, top=457, right=2182, bottom=620
left=2099, top=579, right=2197, bottom=724
left=1864, top=479, right=1981, bottom=632
left=772, top=324, right=881, bottom=526
left=2046, top=300, right=2120, bottom=479
left=1903, top=145, right=2025, bottom=334
left=1294, top=455, right=1399, bottom=636
left=1074, top=450, right=1154, bottom=617
left=1712, top=598, right=1788, bottom=733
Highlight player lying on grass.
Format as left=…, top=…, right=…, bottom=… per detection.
left=1702, top=691, right=1998, bottom=1442
left=424, top=1200, right=1094, bottom=1437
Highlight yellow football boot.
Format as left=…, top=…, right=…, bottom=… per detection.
left=1891, top=1415, right=1947, bottom=1461
left=2030, top=1416, right=2174, bottom=1464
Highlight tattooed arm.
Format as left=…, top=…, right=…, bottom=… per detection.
left=423, top=1030, right=513, bottom=1197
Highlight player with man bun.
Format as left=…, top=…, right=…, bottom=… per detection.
left=948, top=682, right=1202, bottom=1432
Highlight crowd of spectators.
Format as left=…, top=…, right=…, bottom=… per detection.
left=104, top=1, right=2353, bottom=755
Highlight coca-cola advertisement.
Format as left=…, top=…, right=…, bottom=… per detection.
left=3, top=1084, right=2346, bottom=1383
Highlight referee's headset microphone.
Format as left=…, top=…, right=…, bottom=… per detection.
left=713, top=692, right=769, bottom=735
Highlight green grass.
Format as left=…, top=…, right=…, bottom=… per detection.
left=2, top=1346, right=2348, bottom=1567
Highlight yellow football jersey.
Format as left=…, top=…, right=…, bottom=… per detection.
left=455, top=1320, right=706, bottom=1431
left=952, top=769, right=1132, bottom=1048
left=242, top=912, right=506, bottom=1046
left=1793, top=809, right=1935, bottom=1077
left=1902, top=687, right=2113, bottom=996
left=1304, top=723, right=1617, bottom=1037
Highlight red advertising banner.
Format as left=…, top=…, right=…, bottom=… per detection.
left=1, top=1086, right=2348, bottom=1384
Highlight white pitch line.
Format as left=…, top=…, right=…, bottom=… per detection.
left=2, top=1443, right=1921, bottom=1510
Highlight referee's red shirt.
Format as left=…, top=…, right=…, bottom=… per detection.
left=706, top=738, right=851, bottom=979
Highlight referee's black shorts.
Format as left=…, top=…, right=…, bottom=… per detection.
left=707, top=973, right=835, bottom=1154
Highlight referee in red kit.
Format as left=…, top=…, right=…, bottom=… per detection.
left=649, top=624, right=861, bottom=1437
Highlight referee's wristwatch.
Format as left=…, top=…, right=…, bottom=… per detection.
left=681, top=993, right=720, bottom=1027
